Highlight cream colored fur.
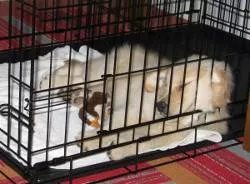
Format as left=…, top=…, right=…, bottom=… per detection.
left=39, top=45, right=233, bottom=160
left=39, top=44, right=167, bottom=90
left=79, top=55, right=233, bottom=160
left=40, top=44, right=169, bottom=127
left=146, top=55, right=233, bottom=116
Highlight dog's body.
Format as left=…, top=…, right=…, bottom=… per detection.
left=40, top=44, right=167, bottom=90
left=78, top=54, right=233, bottom=160
left=40, top=44, right=169, bottom=127
left=40, top=45, right=233, bottom=160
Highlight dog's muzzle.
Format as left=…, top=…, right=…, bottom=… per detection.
left=156, top=101, right=168, bottom=114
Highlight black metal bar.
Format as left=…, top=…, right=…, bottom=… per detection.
left=17, top=0, right=25, bottom=157
left=9, top=75, right=31, bottom=89
left=35, top=136, right=243, bottom=184
left=123, top=44, right=133, bottom=127
left=98, top=0, right=110, bottom=149
left=44, top=0, right=56, bottom=162
left=0, top=141, right=28, bottom=164
left=79, top=0, right=92, bottom=152
left=7, top=0, right=13, bottom=150
left=27, top=0, right=36, bottom=173
left=63, top=0, right=75, bottom=159
left=32, top=112, right=245, bottom=157
left=0, top=128, right=28, bottom=152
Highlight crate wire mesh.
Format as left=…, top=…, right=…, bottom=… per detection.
left=0, top=0, right=249, bottom=183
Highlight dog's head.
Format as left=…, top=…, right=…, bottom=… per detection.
left=145, top=56, right=233, bottom=116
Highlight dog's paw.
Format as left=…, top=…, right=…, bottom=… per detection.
left=82, top=139, right=100, bottom=151
left=108, top=143, right=137, bottom=160
left=75, top=130, right=96, bottom=149
left=75, top=135, right=99, bottom=151
left=108, top=149, right=131, bottom=161
left=75, top=130, right=116, bottom=152
left=71, top=88, right=85, bottom=107
left=81, top=137, right=113, bottom=152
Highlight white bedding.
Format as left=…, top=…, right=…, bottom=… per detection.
left=0, top=45, right=223, bottom=170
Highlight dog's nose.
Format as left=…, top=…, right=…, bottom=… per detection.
left=156, top=101, right=168, bottom=112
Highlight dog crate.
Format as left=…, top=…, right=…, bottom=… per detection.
left=0, top=0, right=250, bottom=183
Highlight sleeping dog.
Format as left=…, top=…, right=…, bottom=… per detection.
left=40, top=45, right=233, bottom=160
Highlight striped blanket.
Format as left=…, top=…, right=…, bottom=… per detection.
left=1, top=139, right=249, bottom=184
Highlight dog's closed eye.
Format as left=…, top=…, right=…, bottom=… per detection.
left=178, top=81, right=191, bottom=90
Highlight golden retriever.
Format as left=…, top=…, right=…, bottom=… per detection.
left=39, top=45, right=233, bottom=160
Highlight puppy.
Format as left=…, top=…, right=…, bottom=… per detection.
left=40, top=45, right=233, bottom=160
left=79, top=55, right=233, bottom=160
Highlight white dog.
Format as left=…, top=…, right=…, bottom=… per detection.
left=40, top=45, right=233, bottom=160
left=75, top=54, right=233, bottom=160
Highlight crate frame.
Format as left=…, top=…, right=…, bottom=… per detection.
left=0, top=0, right=249, bottom=183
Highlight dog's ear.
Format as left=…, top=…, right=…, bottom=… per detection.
left=145, top=70, right=167, bottom=92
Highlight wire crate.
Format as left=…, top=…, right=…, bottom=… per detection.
left=0, top=0, right=249, bottom=183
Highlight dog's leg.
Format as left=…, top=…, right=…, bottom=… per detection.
left=108, top=110, right=229, bottom=160
left=108, top=143, right=137, bottom=160
left=140, top=130, right=190, bottom=151
left=108, top=116, right=202, bottom=160
left=109, top=129, right=190, bottom=160
left=108, top=129, right=137, bottom=160
left=106, top=127, right=146, bottom=160
left=39, top=73, right=84, bottom=90
left=198, top=108, right=229, bottom=135
left=76, top=119, right=117, bottom=151
left=78, top=133, right=117, bottom=151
